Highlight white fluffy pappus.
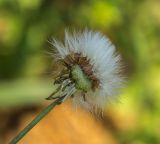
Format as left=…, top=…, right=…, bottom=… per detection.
left=50, top=29, right=124, bottom=112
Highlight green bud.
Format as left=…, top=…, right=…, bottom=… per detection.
left=71, top=65, right=92, bottom=92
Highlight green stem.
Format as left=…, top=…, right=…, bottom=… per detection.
left=9, top=96, right=64, bottom=144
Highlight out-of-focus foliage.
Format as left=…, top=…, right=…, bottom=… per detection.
left=0, top=0, right=160, bottom=143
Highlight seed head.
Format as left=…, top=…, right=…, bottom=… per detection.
left=48, top=29, right=124, bottom=111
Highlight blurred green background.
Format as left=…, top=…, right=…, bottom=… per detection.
left=0, top=0, right=160, bottom=143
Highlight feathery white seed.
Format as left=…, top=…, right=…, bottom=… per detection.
left=51, top=29, right=124, bottom=111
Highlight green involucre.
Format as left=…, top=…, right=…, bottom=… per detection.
left=71, top=65, right=92, bottom=92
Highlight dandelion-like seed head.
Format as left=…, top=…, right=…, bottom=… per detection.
left=47, top=29, right=124, bottom=111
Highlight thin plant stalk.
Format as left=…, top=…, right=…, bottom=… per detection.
left=9, top=96, right=65, bottom=144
